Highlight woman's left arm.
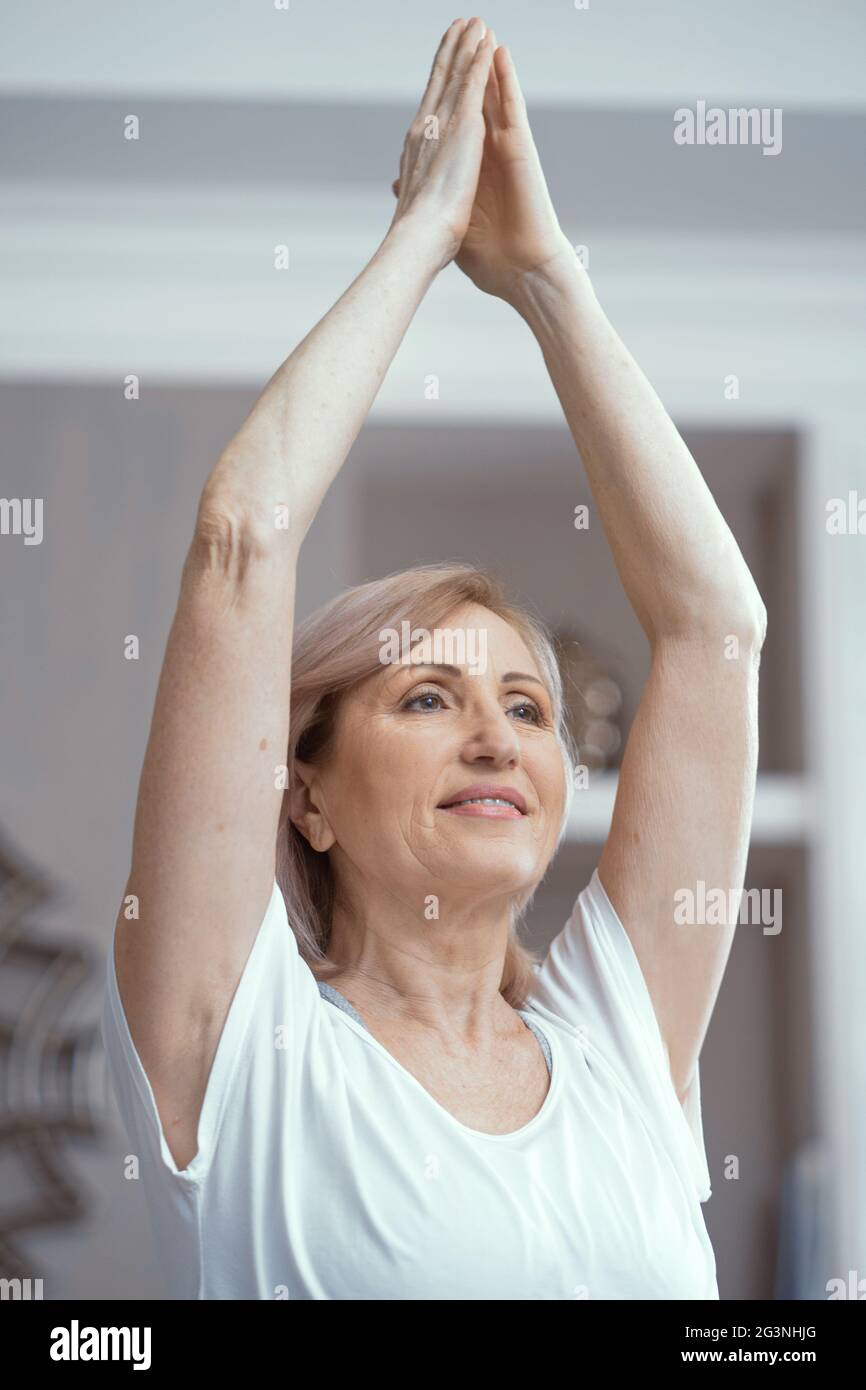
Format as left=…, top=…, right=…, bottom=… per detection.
left=453, top=40, right=767, bottom=1103
left=512, top=247, right=766, bottom=1105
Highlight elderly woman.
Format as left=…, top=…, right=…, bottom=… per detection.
left=103, top=18, right=765, bottom=1301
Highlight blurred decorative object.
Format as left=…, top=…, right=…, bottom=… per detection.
left=774, top=1138, right=833, bottom=1300
left=554, top=629, right=624, bottom=770
left=0, top=831, right=102, bottom=1283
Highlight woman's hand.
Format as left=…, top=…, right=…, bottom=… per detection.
left=449, top=38, right=576, bottom=302
left=388, top=18, right=495, bottom=271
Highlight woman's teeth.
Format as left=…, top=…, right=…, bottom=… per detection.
left=449, top=798, right=518, bottom=809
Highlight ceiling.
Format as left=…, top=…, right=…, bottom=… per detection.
left=2, top=0, right=865, bottom=110
left=3, top=0, right=863, bottom=387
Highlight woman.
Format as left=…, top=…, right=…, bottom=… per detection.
left=103, top=18, right=765, bottom=1300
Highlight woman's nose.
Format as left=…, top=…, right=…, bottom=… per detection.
left=460, top=705, right=521, bottom=763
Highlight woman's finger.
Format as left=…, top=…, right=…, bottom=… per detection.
left=482, top=29, right=501, bottom=132
left=495, top=45, right=528, bottom=129
left=452, top=31, right=495, bottom=124
left=416, top=19, right=467, bottom=120
left=438, top=17, right=488, bottom=124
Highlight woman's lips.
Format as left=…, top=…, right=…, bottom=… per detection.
left=439, top=803, right=524, bottom=819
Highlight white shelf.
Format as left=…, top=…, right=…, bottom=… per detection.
left=565, top=772, right=813, bottom=846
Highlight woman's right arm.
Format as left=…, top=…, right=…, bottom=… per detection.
left=112, top=18, right=494, bottom=1171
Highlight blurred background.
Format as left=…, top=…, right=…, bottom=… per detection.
left=1, top=0, right=864, bottom=1300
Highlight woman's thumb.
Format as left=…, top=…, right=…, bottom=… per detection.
left=392, top=178, right=401, bottom=197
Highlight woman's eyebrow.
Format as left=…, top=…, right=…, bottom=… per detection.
left=390, top=662, right=548, bottom=691
left=500, top=671, right=548, bottom=690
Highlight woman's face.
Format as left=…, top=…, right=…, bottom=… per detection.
left=297, top=602, right=568, bottom=910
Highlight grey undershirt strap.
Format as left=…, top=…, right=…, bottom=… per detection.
left=317, top=980, right=368, bottom=1029
left=522, top=1016, right=553, bottom=1075
left=316, top=980, right=553, bottom=1076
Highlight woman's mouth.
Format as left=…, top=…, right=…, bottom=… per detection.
left=437, top=786, right=527, bottom=819
left=440, top=799, right=523, bottom=819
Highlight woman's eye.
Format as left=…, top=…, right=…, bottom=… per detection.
left=508, top=701, right=543, bottom=724
left=400, top=690, right=544, bottom=723
left=403, top=689, right=444, bottom=712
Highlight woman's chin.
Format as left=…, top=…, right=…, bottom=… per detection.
left=431, top=847, right=540, bottom=893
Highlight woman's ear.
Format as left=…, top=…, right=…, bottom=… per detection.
left=288, top=759, right=336, bottom=853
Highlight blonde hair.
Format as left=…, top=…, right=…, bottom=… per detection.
left=276, top=561, right=577, bottom=1010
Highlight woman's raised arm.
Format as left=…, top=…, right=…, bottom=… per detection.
left=451, top=38, right=767, bottom=1108
left=113, top=19, right=495, bottom=1171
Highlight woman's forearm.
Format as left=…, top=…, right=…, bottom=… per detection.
left=203, top=215, right=444, bottom=546
left=508, top=252, right=767, bottom=647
